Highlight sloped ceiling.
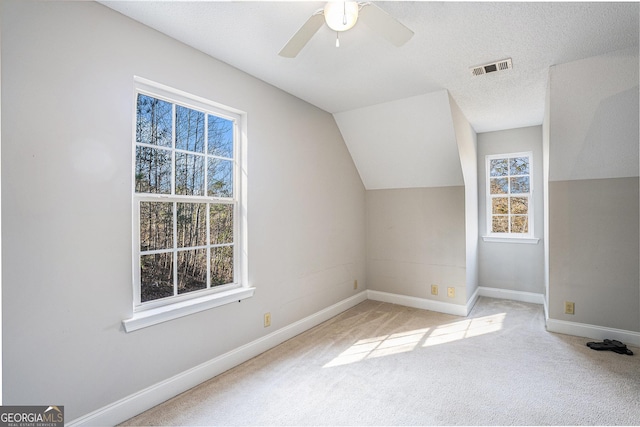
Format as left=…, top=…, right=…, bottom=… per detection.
left=99, top=1, right=639, bottom=132
left=334, top=90, right=463, bottom=189
left=99, top=1, right=639, bottom=189
left=548, top=48, right=639, bottom=181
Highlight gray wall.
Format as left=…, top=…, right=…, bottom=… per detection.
left=549, top=178, right=639, bottom=331
left=546, top=47, right=639, bottom=331
left=1, top=0, right=365, bottom=419
left=477, top=126, right=545, bottom=294
left=366, top=187, right=467, bottom=304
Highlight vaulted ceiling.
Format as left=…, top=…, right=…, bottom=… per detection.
left=100, top=1, right=638, bottom=189
left=100, top=1, right=638, bottom=133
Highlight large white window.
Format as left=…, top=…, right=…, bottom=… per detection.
left=124, top=78, right=251, bottom=331
left=485, top=152, right=534, bottom=240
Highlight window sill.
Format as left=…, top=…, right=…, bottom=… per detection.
left=482, top=235, right=540, bottom=244
left=122, top=286, right=255, bottom=333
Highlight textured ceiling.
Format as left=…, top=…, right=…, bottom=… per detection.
left=99, top=1, right=639, bottom=132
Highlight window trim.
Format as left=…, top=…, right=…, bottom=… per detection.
left=123, top=77, right=252, bottom=332
left=123, top=286, right=254, bottom=333
left=482, top=235, right=539, bottom=244
left=483, top=151, right=538, bottom=244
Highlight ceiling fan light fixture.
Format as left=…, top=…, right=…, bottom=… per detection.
left=324, top=1, right=359, bottom=32
left=279, top=1, right=413, bottom=58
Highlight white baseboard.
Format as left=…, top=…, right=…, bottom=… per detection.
left=365, top=288, right=546, bottom=319
left=366, top=290, right=471, bottom=316
left=67, top=291, right=368, bottom=427
left=477, top=286, right=545, bottom=305
left=466, top=287, right=481, bottom=314
left=546, top=318, right=640, bottom=347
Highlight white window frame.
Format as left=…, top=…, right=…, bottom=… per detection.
left=483, top=151, right=539, bottom=244
left=123, top=77, right=252, bottom=332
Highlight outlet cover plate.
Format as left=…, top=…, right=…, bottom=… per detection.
left=264, top=312, right=271, bottom=327
left=564, top=302, right=575, bottom=315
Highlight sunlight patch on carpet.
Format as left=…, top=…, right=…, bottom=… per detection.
left=323, top=313, right=506, bottom=368
left=422, top=313, right=506, bottom=347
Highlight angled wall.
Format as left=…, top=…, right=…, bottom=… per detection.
left=449, top=94, right=478, bottom=304
left=546, top=47, right=639, bottom=336
left=336, top=91, right=476, bottom=309
left=334, top=90, right=463, bottom=190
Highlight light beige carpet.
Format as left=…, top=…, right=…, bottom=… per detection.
left=121, top=297, right=640, bottom=426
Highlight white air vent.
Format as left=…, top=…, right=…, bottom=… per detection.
left=470, top=58, right=512, bottom=76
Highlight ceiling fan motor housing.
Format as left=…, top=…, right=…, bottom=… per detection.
left=324, top=1, right=359, bottom=32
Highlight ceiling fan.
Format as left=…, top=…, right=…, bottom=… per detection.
left=279, top=1, right=414, bottom=58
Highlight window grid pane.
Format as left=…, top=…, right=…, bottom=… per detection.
left=490, top=178, right=508, bottom=194
left=510, top=176, right=530, bottom=194
left=511, top=215, right=528, bottom=233
left=208, top=115, right=234, bottom=159
left=136, top=94, right=173, bottom=147
left=140, top=202, right=173, bottom=251
left=177, top=203, right=207, bottom=248
left=140, top=252, right=174, bottom=303
left=211, top=245, right=234, bottom=286
left=492, top=216, right=509, bottom=233
left=208, top=158, right=233, bottom=198
left=135, top=147, right=172, bottom=194
left=510, top=157, right=529, bottom=175
left=176, top=105, right=205, bottom=153
left=490, top=158, right=508, bottom=177
left=492, top=197, right=509, bottom=214
left=175, top=153, right=205, bottom=196
left=210, top=204, right=234, bottom=244
left=177, top=249, right=208, bottom=295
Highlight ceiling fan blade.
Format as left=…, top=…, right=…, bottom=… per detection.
left=359, top=2, right=414, bottom=47
left=279, top=12, right=325, bottom=58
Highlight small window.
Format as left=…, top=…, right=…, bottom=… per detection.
left=486, top=152, right=533, bottom=238
left=132, top=79, right=244, bottom=313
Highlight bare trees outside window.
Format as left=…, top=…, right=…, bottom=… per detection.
left=134, top=89, right=238, bottom=307
left=487, top=153, right=532, bottom=236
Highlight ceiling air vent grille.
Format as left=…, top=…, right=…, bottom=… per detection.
left=470, top=58, right=512, bottom=76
